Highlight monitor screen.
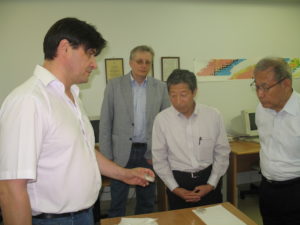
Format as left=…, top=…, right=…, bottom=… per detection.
left=241, top=110, right=258, bottom=137
left=248, top=112, right=257, bottom=131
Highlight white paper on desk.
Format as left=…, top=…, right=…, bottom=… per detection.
left=192, top=205, right=246, bottom=225
left=117, top=217, right=158, bottom=225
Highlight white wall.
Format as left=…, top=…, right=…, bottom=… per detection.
left=1, top=0, right=300, bottom=132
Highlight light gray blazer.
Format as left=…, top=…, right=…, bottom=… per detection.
left=99, top=73, right=170, bottom=167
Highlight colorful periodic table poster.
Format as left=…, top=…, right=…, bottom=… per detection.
left=194, top=58, right=300, bottom=81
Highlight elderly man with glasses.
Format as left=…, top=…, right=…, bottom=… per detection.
left=252, top=57, right=300, bottom=225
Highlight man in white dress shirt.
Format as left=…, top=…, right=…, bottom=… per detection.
left=252, top=57, right=300, bottom=225
left=0, top=17, right=153, bottom=225
left=152, top=69, right=230, bottom=210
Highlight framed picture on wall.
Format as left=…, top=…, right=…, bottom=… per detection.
left=149, top=63, right=154, bottom=77
left=105, top=58, right=124, bottom=82
left=161, top=57, right=180, bottom=81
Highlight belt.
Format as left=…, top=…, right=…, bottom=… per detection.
left=132, top=142, right=147, bottom=148
left=32, top=208, right=90, bottom=219
left=190, top=170, right=203, bottom=179
left=262, top=176, right=300, bottom=187
left=173, top=170, right=203, bottom=179
left=174, top=165, right=212, bottom=179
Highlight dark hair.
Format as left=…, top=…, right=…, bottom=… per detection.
left=254, top=57, right=292, bottom=82
left=167, top=69, right=197, bottom=92
left=129, top=45, right=154, bottom=60
left=43, top=17, right=107, bottom=60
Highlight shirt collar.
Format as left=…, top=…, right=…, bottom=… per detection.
left=34, top=64, right=57, bottom=86
left=281, top=91, right=300, bottom=116
left=130, top=72, right=147, bottom=86
left=171, top=103, right=198, bottom=118
left=34, top=65, right=80, bottom=97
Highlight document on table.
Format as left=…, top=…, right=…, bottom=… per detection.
left=192, top=205, right=247, bottom=225
left=117, top=217, right=158, bottom=225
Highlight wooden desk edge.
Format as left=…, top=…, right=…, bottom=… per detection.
left=230, top=141, right=260, bottom=155
left=100, top=202, right=257, bottom=225
left=222, top=202, right=258, bottom=225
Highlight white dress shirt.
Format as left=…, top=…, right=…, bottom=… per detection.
left=256, top=91, right=300, bottom=181
left=0, top=65, right=101, bottom=215
left=152, top=104, right=230, bottom=191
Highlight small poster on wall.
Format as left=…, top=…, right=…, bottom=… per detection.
left=149, top=63, right=154, bottom=77
left=194, top=58, right=300, bottom=81
left=161, top=57, right=180, bottom=81
left=105, top=58, right=124, bottom=82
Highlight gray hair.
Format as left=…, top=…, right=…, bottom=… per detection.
left=129, top=45, right=154, bottom=60
left=167, top=69, right=197, bottom=93
left=254, top=57, right=292, bottom=82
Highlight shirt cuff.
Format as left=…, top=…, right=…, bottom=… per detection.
left=166, top=179, right=180, bottom=192
left=207, top=173, right=219, bottom=188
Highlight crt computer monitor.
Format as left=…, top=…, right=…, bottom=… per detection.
left=241, top=110, right=258, bottom=137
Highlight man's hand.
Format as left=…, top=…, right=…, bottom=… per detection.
left=172, top=187, right=201, bottom=202
left=121, top=167, right=155, bottom=187
left=193, top=184, right=214, bottom=199
left=96, top=150, right=155, bottom=187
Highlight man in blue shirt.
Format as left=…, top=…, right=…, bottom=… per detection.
left=99, top=45, right=170, bottom=217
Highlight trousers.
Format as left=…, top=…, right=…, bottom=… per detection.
left=32, top=207, right=94, bottom=225
left=108, top=143, right=155, bottom=217
left=259, top=176, right=300, bottom=225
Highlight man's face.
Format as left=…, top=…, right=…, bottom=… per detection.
left=254, top=68, right=290, bottom=112
left=129, top=51, right=153, bottom=80
left=169, top=83, right=197, bottom=117
left=68, top=45, right=97, bottom=84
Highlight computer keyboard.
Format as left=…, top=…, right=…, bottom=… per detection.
left=239, top=136, right=260, bottom=143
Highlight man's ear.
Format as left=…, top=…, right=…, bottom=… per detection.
left=56, top=39, right=70, bottom=57
left=283, top=78, right=292, bottom=88
left=129, top=59, right=134, bottom=68
left=192, top=88, right=198, bottom=98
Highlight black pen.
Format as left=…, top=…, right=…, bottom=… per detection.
left=199, top=137, right=202, bottom=145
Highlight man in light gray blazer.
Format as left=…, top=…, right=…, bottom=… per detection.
left=99, top=45, right=170, bottom=217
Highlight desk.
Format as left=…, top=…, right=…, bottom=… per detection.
left=227, top=141, right=260, bottom=207
left=101, top=202, right=257, bottom=225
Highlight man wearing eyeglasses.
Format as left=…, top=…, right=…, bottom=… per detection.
left=252, top=57, right=300, bottom=225
left=99, top=45, right=170, bottom=217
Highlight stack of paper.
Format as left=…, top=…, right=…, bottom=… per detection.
left=192, top=205, right=247, bottom=225
left=118, top=218, right=158, bottom=225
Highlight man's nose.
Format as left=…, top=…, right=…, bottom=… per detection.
left=175, top=96, right=182, bottom=105
left=91, top=57, right=97, bottom=69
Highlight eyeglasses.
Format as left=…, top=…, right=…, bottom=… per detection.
left=134, top=59, right=152, bottom=65
left=250, top=77, right=287, bottom=92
